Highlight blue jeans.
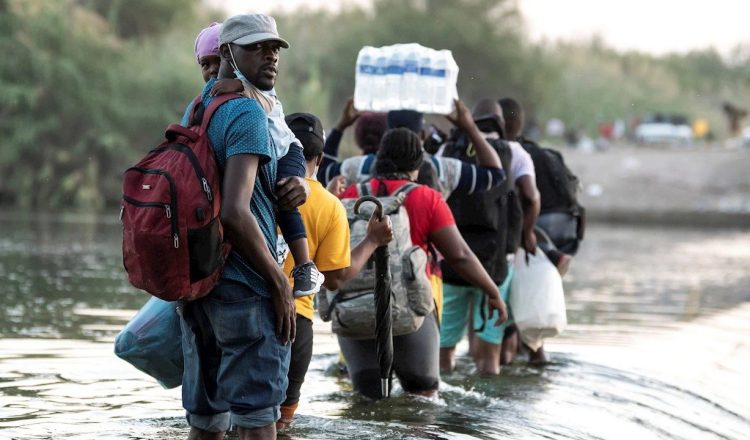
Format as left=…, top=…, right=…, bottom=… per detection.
left=179, top=280, right=290, bottom=431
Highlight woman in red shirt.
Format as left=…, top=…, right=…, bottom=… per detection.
left=338, top=127, right=507, bottom=398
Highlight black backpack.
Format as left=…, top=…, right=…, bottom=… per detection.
left=441, top=131, right=514, bottom=285
left=505, top=188, right=523, bottom=255
left=519, top=137, right=585, bottom=254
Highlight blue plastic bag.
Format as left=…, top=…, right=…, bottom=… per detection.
left=114, top=297, right=183, bottom=389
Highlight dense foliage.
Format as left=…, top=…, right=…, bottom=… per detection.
left=0, top=0, right=209, bottom=209
left=1, top=0, right=747, bottom=210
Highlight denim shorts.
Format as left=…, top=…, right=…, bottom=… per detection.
left=439, top=266, right=513, bottom=347
left=179, top=280, right=291, bottom=431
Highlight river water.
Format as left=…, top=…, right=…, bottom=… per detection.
left=1, top=213, right=749, bottom=439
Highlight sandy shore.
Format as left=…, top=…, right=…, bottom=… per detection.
left=556, top=144, right=750, bottom=227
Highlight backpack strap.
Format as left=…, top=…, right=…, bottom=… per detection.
left=198, top=93, right=244, bottom=135
left=358, top=181, right=371, bottom=197
left=518, top=136, right=541, bottom=152
left=368, top=180, right=418, bottom=199
left=360, top=154, right=376, bottom=180
left=391, top=181, right=418, bottom=198
left=428, top=154, right=443, bottom=179
left=187, top=95, right=203, bottom=128
left=320, top=292, right=340, bottom=322
left=384, top=182, right=418, bottom=212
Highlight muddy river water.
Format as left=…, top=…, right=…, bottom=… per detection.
left=1, top=213, right=748, bottom=439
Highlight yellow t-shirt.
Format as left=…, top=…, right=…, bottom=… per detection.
left=283, top=177, right=351, bottom=320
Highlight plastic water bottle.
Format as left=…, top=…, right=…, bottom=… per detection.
left=354, top=47, right=374, bottom=111
left=446, top=51, right=459, bottom=112
left=354, top=44, right=458, bottom=114
left=432, top=50, right=451, bottom=114
left=401, top=44, right=420, bottom=110
left=417, top=49, right=434, bottom=113
left=371, top=48, right=388, bottom=111
left=386, top=45, right=404, bottom=110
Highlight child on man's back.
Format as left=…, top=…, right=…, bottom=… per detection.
left=188, top=22, right=324, bottom=296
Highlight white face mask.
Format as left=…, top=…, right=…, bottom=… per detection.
left=241, top=80, right=276, bottom=114
left=227, top=45, right=248, bottom=83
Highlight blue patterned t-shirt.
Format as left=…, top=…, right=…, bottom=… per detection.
left=197, top=79, right=278, bottom=297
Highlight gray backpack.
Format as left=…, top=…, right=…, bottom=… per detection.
left=318, top=182, right=435, bottom=339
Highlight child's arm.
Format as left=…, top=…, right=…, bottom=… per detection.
left=276, top=144, right=309, bottom=211
left=210, top=78, right=244, bottom=96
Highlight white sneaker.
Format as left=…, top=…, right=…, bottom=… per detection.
left=291, top=262, right=325, bottom=297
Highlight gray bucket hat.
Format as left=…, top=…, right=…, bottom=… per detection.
left=220, top=14, right=290, bottom=48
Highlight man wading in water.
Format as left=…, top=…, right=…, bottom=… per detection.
left=178, top=14, right=301, bottom=440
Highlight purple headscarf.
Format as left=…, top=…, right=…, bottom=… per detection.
left=194, top=22, right=221, bottom=64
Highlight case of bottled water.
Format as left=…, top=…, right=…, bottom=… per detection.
left=354, top=43, right=459, bottom=114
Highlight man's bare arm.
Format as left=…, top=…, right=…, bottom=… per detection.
left=221, top=154, right=296, bottom=343
left=516, top=174, right=540, bottom=254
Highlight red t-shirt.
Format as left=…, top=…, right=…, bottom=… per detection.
left=340, top=179, right=455, bottom=261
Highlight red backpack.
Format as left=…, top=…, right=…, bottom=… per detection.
left=121, top=94, right=239, bottom=301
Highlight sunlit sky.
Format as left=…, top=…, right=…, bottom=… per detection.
left=206, top=0, right=750, bottom=55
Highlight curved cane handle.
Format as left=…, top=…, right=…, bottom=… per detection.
left=354, top=195, right=384, bottom=221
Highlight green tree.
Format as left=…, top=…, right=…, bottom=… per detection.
left=0, top=0, right=202, bottom=209
left=77, top=0, right=197, bottom=39
left=275, top=0, right=552, bottom=129
left=2, top=0, right=749, bottom=210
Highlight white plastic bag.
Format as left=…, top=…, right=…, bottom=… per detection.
left=509, top=248, right=567, bottom=351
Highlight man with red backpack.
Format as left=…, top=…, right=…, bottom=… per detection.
left=179, top=14, right=298, bottom=439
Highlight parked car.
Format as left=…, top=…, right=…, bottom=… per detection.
left=634, top=113, right=692, bottom=145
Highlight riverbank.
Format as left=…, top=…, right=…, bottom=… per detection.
left=558, top=144, right=750, bottom=228
left=3, top=143, right=747, bottom=229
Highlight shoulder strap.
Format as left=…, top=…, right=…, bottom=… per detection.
left=430, top=154, right=443, bottom=179
left=360, top=154, right=376, bottom=179
left=388, top=182, right=419, bottom=212
left=187, top=95, right=203, bottom=128
left=198, top=93, right=243, bottom=135
left=358, top=181, right=371, bottom=196
left=320, top=292, right=342, bottom=322
left=366, top=180, right=417, bottom=201
left=393, top=181, right=418, bottom=196
left=518, top=136, right=541, bottom=153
